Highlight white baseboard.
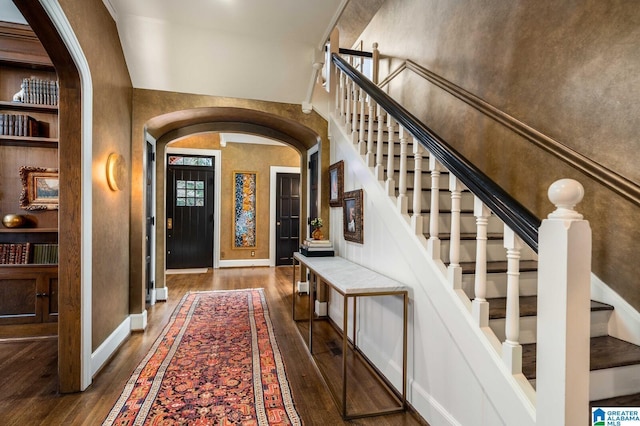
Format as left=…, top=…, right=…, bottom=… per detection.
left=410, top=380, right=460, bottom=426
left=130, top=310, right=147, bottom=331
left=219, top=259, right=270, bottom=268
left=156, top=286, right=168, bottom=301
left=165, top=268, right=208, bottom=274
left=591, top=273, right=640, bottom=346
left=91, top=316, right=131, bottom=377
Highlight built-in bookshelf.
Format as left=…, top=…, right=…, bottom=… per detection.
left=0, top=21, right=59, bottom=331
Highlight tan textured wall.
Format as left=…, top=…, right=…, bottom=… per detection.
left=131, top=90, right=328, bottom=298
left=60, top=0, right=133, bottom=350
left=356, top=0, right=640, bottom=310
left=170, top=135, right=300, bottom=261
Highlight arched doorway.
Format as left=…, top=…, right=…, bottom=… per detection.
left=143, top=107, right=323, bottom=297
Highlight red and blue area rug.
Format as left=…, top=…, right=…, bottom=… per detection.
left=103, top=288, right=302, bottom=425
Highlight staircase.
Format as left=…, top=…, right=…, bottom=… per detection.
left=331, top=52, right=640, bottom=421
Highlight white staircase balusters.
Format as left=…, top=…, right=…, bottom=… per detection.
left=448, top=175, right=464, bottom=289
left=537, top=179, right=590, bottom=426
left=472, top=197, right=491, bottom=327
left=374, top=106, right=385, bottom=180
left=502, top=226, right=523, bottom=375
left=337, top=69, right=344, bottom=117
left=344, top=77, right=352, bottom=130
left=351, top=81, right=359, bottom=136
left=358, top=89, right=367, bottom=154
left=397, top=126, right=409, bottom=214
left=427, top=156, right=442, bottom=260
left=385, top=115, right=396, bottom=196
left=366, top=98, right=376, bottom=167
left=411, top=137, right=424, bottom=235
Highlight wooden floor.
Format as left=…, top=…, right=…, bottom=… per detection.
left=0, top=266, right=427, bottom=425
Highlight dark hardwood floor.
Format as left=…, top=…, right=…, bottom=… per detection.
left=0, top=266, right=427, bottom=425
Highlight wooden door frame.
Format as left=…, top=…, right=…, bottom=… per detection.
left=269, top=166, right=301, bottom=266
left=15, top=1, right=93, bottom=391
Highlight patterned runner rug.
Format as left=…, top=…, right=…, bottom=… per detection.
left=103, top=288, right=302, bottom=425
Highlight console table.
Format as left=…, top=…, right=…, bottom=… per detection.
left=292, top=252, right=408, bottom=419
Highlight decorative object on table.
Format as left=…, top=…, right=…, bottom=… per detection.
left=19, top=166, right=59, bottom=210
left=102, top=289, right=301, bottom=426
left=299, top=237, right=334, bottom=257
left=343, top=189, right=363, bottom=244
left=310, top=217, right=323, bottom=240
left=328, top=160, right=344, bottom=207
left=233, top=171, right=257, bottom=248
left=2, top=213, right=29, bottom=228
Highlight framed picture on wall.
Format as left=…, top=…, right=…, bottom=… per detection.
left=328, top=160, right=344, bottom=207
left=19, top=166, right=59, bottom=211
left=343, top=189, right=363, bottom=243
left=233, top=171, right=257, bottom=248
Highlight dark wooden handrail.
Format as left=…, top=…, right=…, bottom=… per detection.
left=333, top=53, right=541, bottom=251
left=338, top=48, right=373, bottom=58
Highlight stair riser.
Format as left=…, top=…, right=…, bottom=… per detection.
left=461, top=271, right=538, bottom=299
left=440, top=239, right=538, bottom=263
left=406, top=190, right=475, bottom=211
left=590, top=364, right=640, bottom=401
left=420, top=212, right=505, bottom=235
left=490, top=309, right=612, bottom=345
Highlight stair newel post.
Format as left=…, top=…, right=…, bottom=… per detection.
left=357, top=88, right=366, bottom=153
left=372, top=42, right=379, bottom=85
left=447, top=175, right=464, bottom=289
left=374, top=106, right=385, bottom=180
left=472, top=197, right=490, bottom=326
left=537, top=179, right=590, bottom=426
left=410, top=137, right=424, bottom=235
left=426, top=156, right=441, bottom=259
left=502, top=226, right=523, bottom=375
left=397, top=126, right=409, bottom=214
left=365, top=98, right=376, bottom=167
left=385, top=115, right=396, bottom=196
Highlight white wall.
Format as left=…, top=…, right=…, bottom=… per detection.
left=326, top=116, right=535, bottom=426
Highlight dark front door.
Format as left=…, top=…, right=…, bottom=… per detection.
left=166, top=156, right=214, bottom=269
left=276, top=173, right=300, bottom=266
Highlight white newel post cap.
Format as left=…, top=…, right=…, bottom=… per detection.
left=547, top=179, right=584, bottom=220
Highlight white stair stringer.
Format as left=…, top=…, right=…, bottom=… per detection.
left=329, top=114, right=536, bottom=426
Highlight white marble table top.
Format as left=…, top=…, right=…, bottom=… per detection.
left=294, top=253, right=408, bottom=295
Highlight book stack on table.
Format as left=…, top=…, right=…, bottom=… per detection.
left=299, top=238, right=334, bottom=257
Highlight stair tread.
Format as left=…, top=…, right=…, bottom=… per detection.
left=522, top=336, right=640, bottom=380
left=591, top=392, right=640, bottom=408
left=459, top=260, right=539, bottom=273
left=487, top=296, right=613, bottom=319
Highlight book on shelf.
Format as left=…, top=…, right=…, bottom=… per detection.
left=299, top=246, right=335, bottom=257
left=0, top=113, right=39, bottom=137
left=12, top=77, right=59, bottom=106
left=0, top=242, right=57, bottom=265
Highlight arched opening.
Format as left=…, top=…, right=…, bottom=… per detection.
left=144, top=107, right=323, bottom=295
left=14, top=1, right=88, bottom=392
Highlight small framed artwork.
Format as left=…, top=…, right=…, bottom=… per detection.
left=328, top=160, right=344, bottom=207
left=233, top=171, right=257, bottom=248
left=343, top=189, right=363, bottom=244
left=19, top=166, right=59, bottom=211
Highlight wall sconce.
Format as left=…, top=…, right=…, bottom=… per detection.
left=106, top=152, right=126, bottom=191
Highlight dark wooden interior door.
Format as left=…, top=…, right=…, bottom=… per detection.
left=166, top=158, right=214, bottom=269
left=145, top=141, right=154, bottom=298
left=276, top=173, right=300, bottom=266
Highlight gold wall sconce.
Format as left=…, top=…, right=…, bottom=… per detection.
left=106, top=152, right=126, bottom=191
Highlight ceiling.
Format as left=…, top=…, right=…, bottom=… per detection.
left=0, top=0, right=383, bottom=107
